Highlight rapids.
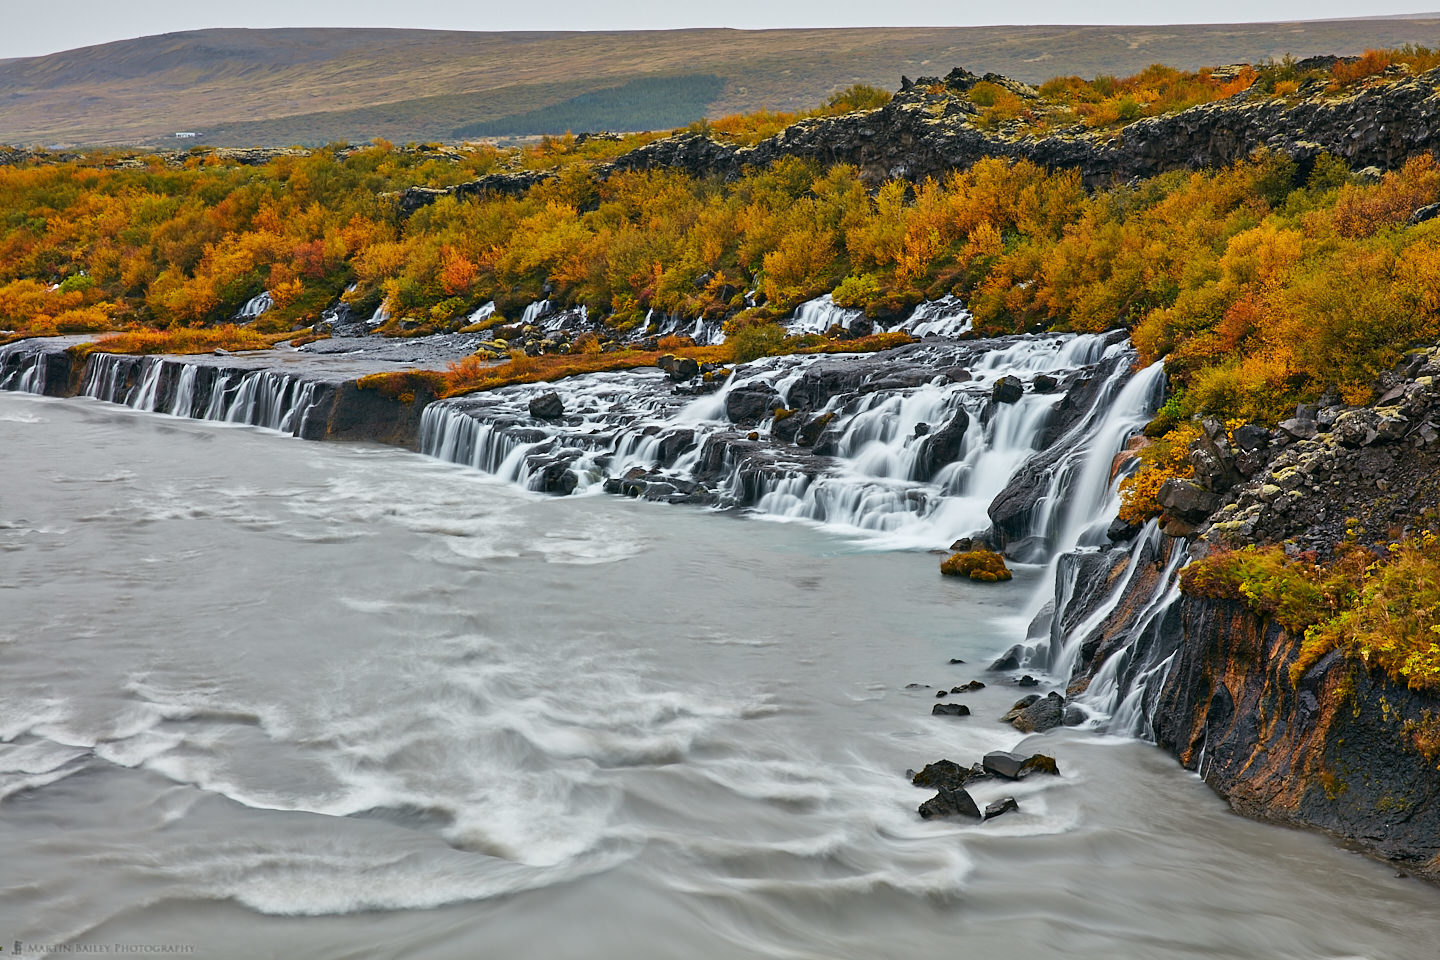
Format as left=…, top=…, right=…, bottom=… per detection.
left=2, top=389, right=1437, bottom=959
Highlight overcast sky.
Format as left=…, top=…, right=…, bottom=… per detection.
left=4, top=1, right=1438, bottom=60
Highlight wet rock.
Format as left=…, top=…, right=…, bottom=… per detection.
left=529, top=391, right=565, bottom=420
left=982, top=751, right=1060, bottom=780
left=1009, top=691, right=1065, bottom=732
left=935, top=689, right=949, bottom=698
left=795, top=412, right=837, bottom=447
left=905, top=683, right=930, bottom=689
left=1063, top=705, right=1087, bottom=726
left=1107, top=517, right=1142, bottom=542
left=771, top=409, right=802, bottom=444
left=983, top=796, right=1020, bottom=820
left=948, top=657, right=966, bottom=665
left=932, top=702, right=971, bottom=717
left=534, top=460, right=578, bottom=495
left=1016, top=674, right=1039, bottom=687
left=913, top=422, right=930, bottom=436
left=991, top=375, right=1024, bottom=404
left=656, top=428, right=696, bottom=465
left=951, top=680, right=985, bottom=692
left=911, top=759, right=972, bottom=790
left=724, top=383, right=782, bottom=424
left=918, top=785, right=983, bottom=820
left=1000, top=695, right=1042, bottom=723
left=916, top=408, right=970, bottom=480
left=989, top=645, right=1025, bottom=672
left=1032, top=374, right=1059, bottom=393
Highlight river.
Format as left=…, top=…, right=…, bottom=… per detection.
left=1, top=389, right=1437, bottom=959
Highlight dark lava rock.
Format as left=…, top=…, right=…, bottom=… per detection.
left=932, top=702, right=971, bottom=717
left=1157, top=478, right=1220, bottom=523
left=667, top=357, right=700, bottom=381
left=984, top=796, right=1020, bottom=820
left=534, top=461, right=578, bottom=495
left=529, top=391, right=565, bottom=420
left=989, top=644, right=1025, bottom=672
left=772, top=410, right=802, bottom=443
left=1106, top=517, right=1141, bottom=542
left=991, top=375, right=1024, bottom=404
left=935, top=689, right=949, bottom=698
left=918, top=785, right=982, bottom=820
left=656, top=429, right=696, bottom=465
left=914, top=422, right=930, bottom=437
left=951, top=680, right=985, bottom=692
left=1233, top=423, right=1271, bottom=452
left=911, top=759, right=973, bottom=790
left=1017, top=675, right=1039, bottom=688
left=982, top=751, right=1060, bottom=780
left=1009, top=691, right=1065, bottom=732
left=916, top=409, right=970, bottom=480
left=1063, top=704, right=1087, bottom=726
left=1032, top=374, right=1059, bottom=393
left=948, top=657, right=966, bottom=665
left=795, top=412, right=837, bottom=447
left=905, top=683, right=930, bottom=689
left=1000, top=695, right=1042, bottom=723
left=724, top=383, right=782, bottom=424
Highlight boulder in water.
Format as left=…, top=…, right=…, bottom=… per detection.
left=1009, top=691, right=1065, bottom=732
left=918, top=785, right=983, bottom=820
left=911, top=759, right=973, bottom=790
left=724, top=383, right=782, bottom=425
left=1032, top=374, right=1059, bottom=393
left=982, top=751, right=1060, bottom=780
left=534, top=460, right=578, bottom=495
left=984, top=796, right=1020, bottom=820
left=989, top=644, right=1026, bottom=671
left=932, top=702, right=970, bottom=717
left=917, top=409, right=969, bottom=479
left=529, top=391, right=565, bottom=420
left=991, top=375, right=1023, bottom=404
left=1000, top=694, right=1042, bottom=722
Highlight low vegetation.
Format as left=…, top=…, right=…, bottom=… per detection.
left=1180, top=535, right=1440, bottom=694
left=941, top=549, right=1013, bottom=582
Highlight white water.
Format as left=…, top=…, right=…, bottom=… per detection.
left=420, top=333, right=1141, bottom=552
left=71, top=352, right=325, bottom=436
left=3, top=388, right=1437, bottom=959
left=235, top=291, right=273, bottom=319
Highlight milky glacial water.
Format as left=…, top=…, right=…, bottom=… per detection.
left=1, top=390, right=1436, bottom=960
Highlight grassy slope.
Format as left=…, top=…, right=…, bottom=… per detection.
left=5, top=20, right=1440, bottom=146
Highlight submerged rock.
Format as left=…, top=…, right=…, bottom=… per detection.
left=911, top=759, right=975, bottom=791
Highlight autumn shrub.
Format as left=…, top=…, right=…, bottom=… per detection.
left=1118, top=421, right=1199, bottom=523
left=76, top=324, right=277, bottom=355
left=727, top=321, right=790, bottom=363
left=941, top=549, right=1013, bottom=582
left=1181, top=537, right=1440, bottom=695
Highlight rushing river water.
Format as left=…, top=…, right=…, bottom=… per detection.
left=2, top=389, right=1438, bottom=959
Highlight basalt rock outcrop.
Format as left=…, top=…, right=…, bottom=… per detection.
left=399, top=64, right=1440, bottom=216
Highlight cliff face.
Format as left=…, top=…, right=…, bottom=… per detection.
left=1152, top=595, right=1440, bottom=880
left=1051, top=343, right=1440, bottom=879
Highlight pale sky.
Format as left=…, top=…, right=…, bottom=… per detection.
left=3, top=1, right=1438, bottom=60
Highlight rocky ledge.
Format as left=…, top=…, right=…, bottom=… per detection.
left=399, top=64, right=1440, bottom=216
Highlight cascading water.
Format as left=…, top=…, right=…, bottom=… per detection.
left=419, top=332, right=1158, bottom=552
left=236, top=291, right=274, bottom=319
left=61, top=351, right=329, bottom=438
left=785, top=295, right=861, bottom=335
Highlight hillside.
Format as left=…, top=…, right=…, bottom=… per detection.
left=5, top=19, right=1440, bottom=146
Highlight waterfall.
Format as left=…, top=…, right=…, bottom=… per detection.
left=236, top=291, right=273, bottom=320
left=786, top=295, right=861, bottom=335
left=418, top=332, right=1156, bottom=550
left=62, top=352, right=326, bottom=438
left=890, top=296, right=972, bottom=338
